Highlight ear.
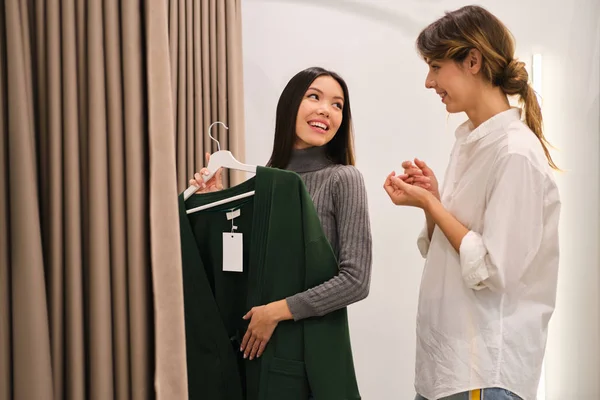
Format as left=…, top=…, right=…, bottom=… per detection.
left=464, top=48, right=483, bottom=75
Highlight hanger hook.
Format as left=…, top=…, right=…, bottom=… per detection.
left=208, top=121, right=228, bottom=152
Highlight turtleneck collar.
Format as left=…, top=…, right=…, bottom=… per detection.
left=286, top=146, right=335, bottom=173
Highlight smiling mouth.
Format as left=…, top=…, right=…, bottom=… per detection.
left=308, top=121, right=329, bottom=132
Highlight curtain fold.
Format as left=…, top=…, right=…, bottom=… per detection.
left=171, top=0, right=246, bottom=189
left=145, top=0, right=188, bottom=398
left=3, top=3, right=54, bottom=400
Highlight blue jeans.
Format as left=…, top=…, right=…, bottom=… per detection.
left=415, top=388, right=522, bottom=400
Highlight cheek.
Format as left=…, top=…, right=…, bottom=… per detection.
left=331, top=113, right=343, bottom=132
left=297, top=101, right=314, bottom=118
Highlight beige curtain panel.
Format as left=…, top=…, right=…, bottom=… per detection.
left=170, top=0, right=246, bottom=190
left=0, top=0, right=244, bottom=399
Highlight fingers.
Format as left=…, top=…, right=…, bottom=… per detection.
left=191, top=167, right=222, bottom=193
left=240, top=329, right=251, bottom=354
left=242, top=308, right=253, bottom=320
left=257, top=341, right=268, bottom=359
left=198, top=168, right=210, bottom=180
left=248, top=338, right=261, bottom=360
left=404, top=167, right=423, bottom=176
left=189, top=178, right=202, bottom=188
left=390, top=175, right=409, bottom=190
left=401, top=160, right=416, bottom=169
left=412, top=175, right=431, bottom=185
left=190, top=175, right=205, bottom=193
left=193, top=170, right=210, bottom=181
left=243, top=336, right=256, bottom=359
left=414, top=158, right=433, bottom=176
left=404, top=174, right=431, bottom=188
left=383, top=172, right=397, bottom=197
left=214, top=167, right=223, bottom=190
left=204, top=152, right=211, bottom=165
left=240, top=306, right=267, bottom=360
left=383, top=171, right=395, bottom=189
left=384, top=171, right=395, bottom=184
left=239, top=308, right=253, bottom=353
left=241, top=332, right=267, bottom=360
left=402, top=160, right=423, bottom=176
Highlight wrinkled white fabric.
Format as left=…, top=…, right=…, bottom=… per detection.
left=415, top=109, right=561, bottom=400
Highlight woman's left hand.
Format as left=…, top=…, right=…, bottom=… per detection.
left=383, top=171, right=435, bottom=209
left=240, top=300, right=292, bottom=360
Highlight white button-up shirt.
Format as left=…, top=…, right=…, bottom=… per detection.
left=415, top=108, right=561, bottom=400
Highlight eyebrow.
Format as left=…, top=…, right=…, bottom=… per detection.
left=307, top=87, right=345, bottom=102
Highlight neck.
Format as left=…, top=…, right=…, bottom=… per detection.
left=286, top=146, right=335, bottom=173
left=465, top=86, right=511, bottom=128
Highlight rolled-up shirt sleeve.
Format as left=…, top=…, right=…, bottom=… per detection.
left=458, top=153, right=545, bottom=291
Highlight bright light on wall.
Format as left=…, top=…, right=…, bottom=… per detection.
left=538, top=362, right=546, bottom=400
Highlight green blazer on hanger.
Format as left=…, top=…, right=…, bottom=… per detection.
left=178, top=166, right=360, bottom=400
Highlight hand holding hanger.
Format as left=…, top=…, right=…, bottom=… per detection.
left=183, top=121, right=257, bottom=201
left=189, top=152, right=224, bottom=193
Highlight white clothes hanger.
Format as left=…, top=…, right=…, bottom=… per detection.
left=183, top=121, right=257, bottom=212
left=183, top=121, right=257, bottom=201
left=203, top=121, right=256, bottom=181
left=185, top=190, right=255, bottom=214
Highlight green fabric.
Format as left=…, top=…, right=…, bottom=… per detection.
left=178, top=166, right=360, bottom=400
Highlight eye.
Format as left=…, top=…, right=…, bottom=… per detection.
left=307, top=93, right=319, bottom=100
left=431, top=64, right=440, bottom=71
left=333, top=102, right=343, bottom=110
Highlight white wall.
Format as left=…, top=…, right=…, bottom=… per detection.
left=241, top=1, right=600, bottom=399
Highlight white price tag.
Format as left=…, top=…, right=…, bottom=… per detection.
left=222, top=232, right=243, bottom=272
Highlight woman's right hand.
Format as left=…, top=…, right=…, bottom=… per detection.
left=189, top=153, right=224, bottom=193
left=401, top=158, right=440, bottom=200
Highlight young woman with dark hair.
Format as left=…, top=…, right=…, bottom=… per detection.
left=191, top=67, right=372, bottom=366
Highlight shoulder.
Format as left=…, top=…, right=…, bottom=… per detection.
left=328, top=165, right=368, bottom=202
left=495, top=121, right=554, bottom=178
left=260, top=165, right=303, bottom=184
left=331, top=165, right=366, bottom=187
left=490, top=123, right=559, bottom=200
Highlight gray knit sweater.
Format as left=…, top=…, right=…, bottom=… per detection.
left=284, top=147, right=372, bottom=321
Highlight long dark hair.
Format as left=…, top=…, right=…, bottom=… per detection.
left=267, top=67, right=355, bottom=169
left=416, top=5, right=558, bottom=170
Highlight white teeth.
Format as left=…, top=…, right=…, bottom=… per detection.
left=309, top=122, right=328, bottom=130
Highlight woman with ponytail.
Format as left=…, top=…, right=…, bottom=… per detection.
left=383, top=5, right=560, bottom=400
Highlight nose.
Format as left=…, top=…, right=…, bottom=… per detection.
left=317, top=105, right=330, bottom=117
left=425, top=72, right=435, bottom=89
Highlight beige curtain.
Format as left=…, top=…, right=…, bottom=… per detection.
left=0, top=0, right=244, bottom=399
left=169, top=0, right=246, bottom=189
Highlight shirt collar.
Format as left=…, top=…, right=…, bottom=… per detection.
left=456, top=107, right=522, bottom=144
left=286, top=146, right=335, bottom=173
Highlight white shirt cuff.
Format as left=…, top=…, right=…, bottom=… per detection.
left=417, top=224, right=430, bottom=258
left=459, top=231, right=491, bottom=290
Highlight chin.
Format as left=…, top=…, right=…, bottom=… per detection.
left=310, top=138, right=329, bottom=147
left=445, top=104, right=461, bottom=114
left=302, top=135, right=330, bottom=148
